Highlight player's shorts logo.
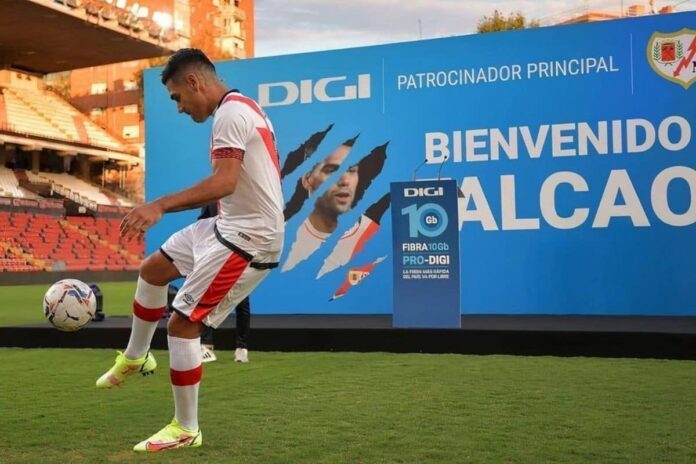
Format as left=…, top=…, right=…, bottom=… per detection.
left=647, top=29, right=696, bottom=89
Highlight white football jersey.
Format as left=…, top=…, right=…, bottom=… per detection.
left=210, top=91, right=284, bottom=256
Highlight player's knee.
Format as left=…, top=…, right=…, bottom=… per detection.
left=139, top=254, right=171, bottom=286
left=167, top=312, right=202, bottom=338
left=139, top=257, right=162, bottom=285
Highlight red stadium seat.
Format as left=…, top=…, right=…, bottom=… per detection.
left=0, top=211, right=144, bottom=272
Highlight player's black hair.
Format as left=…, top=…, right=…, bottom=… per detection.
left=161, top=48, right=216, bottom=84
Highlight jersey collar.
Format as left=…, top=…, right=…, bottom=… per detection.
left=214, top=89, right=240, bottom=114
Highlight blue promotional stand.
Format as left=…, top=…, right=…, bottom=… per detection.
left=391, top=179, right=461, bottom=328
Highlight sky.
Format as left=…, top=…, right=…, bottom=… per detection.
left=255, top=0, right=695, bottom=57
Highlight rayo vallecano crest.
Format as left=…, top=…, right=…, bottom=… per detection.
left=647, top=29, right=696, bottom=89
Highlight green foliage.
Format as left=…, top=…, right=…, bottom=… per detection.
left=136, top=56, right=171, bottom=116
left=1, top=349, right=696, bottom=463
left=477, top=10, right=540, bottom=34
left=44, top=72, right=72, bottom=100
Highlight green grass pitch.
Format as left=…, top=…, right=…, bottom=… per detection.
left=0, top=349, right=695, bottom=463
left=1, top=283, right=695, bottom=462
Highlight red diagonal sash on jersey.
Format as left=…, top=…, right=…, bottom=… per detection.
left=223, top=94, right=281, bottom=176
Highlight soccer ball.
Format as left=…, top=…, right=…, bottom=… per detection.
left=43, top=279, right=97, bottom=331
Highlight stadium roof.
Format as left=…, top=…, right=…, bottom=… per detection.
left=0, top=0, right=178, bottom=74
left=0, top=131, right=140, bottom=166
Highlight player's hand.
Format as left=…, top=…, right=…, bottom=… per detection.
left=120, top=201, right=165, bottom=240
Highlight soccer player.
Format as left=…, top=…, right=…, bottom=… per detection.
left=95, top=48, right=283, bottom=452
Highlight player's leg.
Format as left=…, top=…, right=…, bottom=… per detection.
left=137, top=266, right=270, bottom=452
left=132, top=312, right=204, bottom=452
left=124, top=252, right=181, bottom=358
left=166, top=249, right=248, bottom=424
left=135, top=220, right=249, bottom=451
left=96, top=252, right=181, bottom=388
left=97, top=224, right=194, bottom=389
left=234, top=296, right=250, bottom=363
left=167, top=313, right=204, bottom=429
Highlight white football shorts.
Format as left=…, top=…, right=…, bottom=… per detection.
left=160, top=217, right=277, bottom=328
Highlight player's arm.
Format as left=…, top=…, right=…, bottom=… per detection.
left=156, top=157, right=241, bottom=213
left=120, top=103, right=251, bottom=239
left=157, top=102, right=249, bottom=213
left=120, top=157, right=241, bottom=239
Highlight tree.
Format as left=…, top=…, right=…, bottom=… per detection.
left=135, top=56, right=170, bottom=117
left=477, top=10, right=539, bottom=34
left=44, top=71, right=71, bottom=100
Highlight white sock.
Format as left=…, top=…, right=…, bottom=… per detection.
left=168, top=335, right=202, bottom=431
left=124, top=277, right=168, bottom=359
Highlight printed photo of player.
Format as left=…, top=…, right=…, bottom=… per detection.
left=282, top=142, right=388, bottom=272
left=317, top=192, right=390, bottom=278
left=283, top=134, right=359, bottom=221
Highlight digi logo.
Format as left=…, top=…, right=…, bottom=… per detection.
left=258, top=74, right=371, bottom=107
left=403, top=187, right=444, bottom=198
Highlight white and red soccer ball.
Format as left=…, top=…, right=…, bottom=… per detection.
left=43, top=279, right=96, bottom=331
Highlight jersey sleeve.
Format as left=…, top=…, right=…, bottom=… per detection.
left=211, top=103, right=254, bottom=161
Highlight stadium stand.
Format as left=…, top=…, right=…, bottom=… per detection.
left=22, top=170, right=134, bottom=207
left=68, top=216, right=143, bottom=265
left=0, top=230, right=42, bottom=272
left=0, top=166, right=38, bottom=198
left=3, top=87, right=127, bottom=151
left=0, top=210, right=142, bottom=272
left=0, top=254, right=40, bottom=272
left=1, top=76, right=140, bottom=273
left=0, top=0, right=172, bottom=276
left=3, top=87, right=67, bottom=141
left=36, top=172, right=112, bottom=205
left=0, top=211, right=45, bottom=271
left=0, top=88, right=6, bottom=126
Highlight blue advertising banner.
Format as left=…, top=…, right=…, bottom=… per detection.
left=145, top=12, right=696, bottom=316
left=391, top=180, right=461, bottom=328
